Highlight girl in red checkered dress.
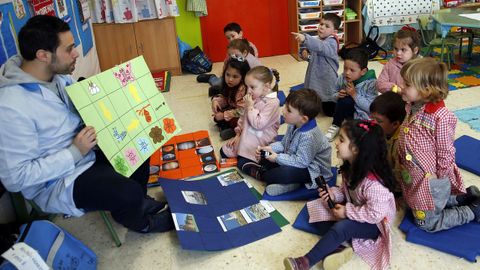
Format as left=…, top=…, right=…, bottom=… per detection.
left=398, top=57, right=480, bottom=232
left=284, top=120, right=396, bottom=270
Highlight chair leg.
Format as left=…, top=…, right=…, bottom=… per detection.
left=446, top=47, right=451, bottom=70
left=100, top=211, right=122, bottom=247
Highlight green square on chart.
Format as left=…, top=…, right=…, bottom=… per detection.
left=133, top=131, right=156, bottom=159
left=123, top=81, right=147, bottom=108
left=78, top=104, right=106, bottom=130
left=94, top=97, right=118, bottom=126
left=110, top=152, right=133, bottom=177
left=78, top=77, right=107, bottom=103
left=136, top=74, right=158, bottom=99
left=134, top=101, right=158, bottom=129
left=129, top=56, right=150, bottom=77
left=108, top=89, right=131, bottom=117
left=108, top=119, right=131, bottom=150
left=97, top=70, right=121, bottom=94
left=120, top=110, right=143, bottom=138
left=65, top=83, right=90, bottom=110
left=96, top=129, right=120, bottom=159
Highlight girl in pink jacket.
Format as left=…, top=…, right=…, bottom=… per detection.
left=220, top=66, right=281, bottom=170
left=284, top=120, right=396, bottom=270
left=376, top=26, right=421, bottom=93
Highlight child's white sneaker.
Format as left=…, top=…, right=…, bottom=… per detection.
left=325, top=125, right=340, bottom=142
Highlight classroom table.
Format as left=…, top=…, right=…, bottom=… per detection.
left=431, top=8, right=480, bottom=62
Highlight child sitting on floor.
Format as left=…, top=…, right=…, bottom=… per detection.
left=376, top=26, right=421, bottom=93
left=244, top=89, right=333, bottom=196
left=370, top=91, right=406, bottom=196
left=398, top=57, right=480, bottom=232
left=207, top=39, right=262, bottom=97
left=220, top=66, right=281, bottom=169
left=325, top=47, right=378, bottom=142
left=197, top=22, right=259, bottom=85
left=211, top=58, right=250, bottom=140
left=284, top=120, right=396, bottom=270
left=291, top=13, right=341, bottom=117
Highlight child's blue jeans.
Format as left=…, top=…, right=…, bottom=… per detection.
left=305, top=219, right=380, bottom=265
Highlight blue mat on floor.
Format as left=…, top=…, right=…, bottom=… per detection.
left=262, top=167, right=337, bottom=201
left=454, top=106, right=480, bottom=132
left=278, top=90, right=286, bottom=106
left=399, top=211, right=480, bottom=262
left=290, top=83, right=304, bottom=92
left=454, top=135, right=480, bottom=176
left=292, top=204, right=324, bottom=235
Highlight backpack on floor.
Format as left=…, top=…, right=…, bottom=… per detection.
left=339, top=26, right=387, bottom=60
left=0, top=220, right=97, bottom=270
left=181, top=46, right=213, bottom=74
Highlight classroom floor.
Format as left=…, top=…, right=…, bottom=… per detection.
left=55, top=55, right=480, bottom=270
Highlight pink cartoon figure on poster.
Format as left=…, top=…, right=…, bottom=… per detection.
left=123, top=7, right=132, bottom=20
left=114, top=62, right=135, bottom=87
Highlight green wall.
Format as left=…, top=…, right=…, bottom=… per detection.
left=175, top=0, right=203, bottom=50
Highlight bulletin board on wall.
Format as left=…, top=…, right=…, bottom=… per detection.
left=199, top=0, right=289, bottom=62
left=0, top=0, right=95, bottom=67
left=365, top=0, right=440, bottom=27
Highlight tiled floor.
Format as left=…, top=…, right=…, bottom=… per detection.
left=55, top=55, right=480, bottom=269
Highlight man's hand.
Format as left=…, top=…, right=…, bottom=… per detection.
left=73, top=126, right=97, bottom=156
left=291, top=32, right=306, bottom=43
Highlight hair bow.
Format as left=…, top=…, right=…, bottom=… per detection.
left=230, top=54, right=245, bottom=62
left=401, top=25, right=417, bottom=32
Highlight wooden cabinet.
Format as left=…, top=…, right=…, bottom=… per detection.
left=288, top=0, right=363, bottom=61
left=93, top=17, right=182, bottom=75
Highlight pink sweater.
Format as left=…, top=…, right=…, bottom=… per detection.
left=307, top=173, right=396, bottom=270
left=221, top=92, right=280, bottom=161
left=376, top=58, right=404, bottom=93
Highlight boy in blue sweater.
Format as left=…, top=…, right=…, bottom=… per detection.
left=243, top=89, right=333, bottom=196
left=325, top=47, right=378, bottom=141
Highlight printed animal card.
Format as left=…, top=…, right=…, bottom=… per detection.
left=66, top=56, right=180, bottom=177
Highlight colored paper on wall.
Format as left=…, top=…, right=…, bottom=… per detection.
left=66, top=56, right=181, bottom=177
left=149, top=130, right=219, bottom=183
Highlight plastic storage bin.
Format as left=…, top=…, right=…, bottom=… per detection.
left=323, top=0, right=343, bottom=5
left=323, top=9, right=344, bottom=17
left=299, top=24, right=320, bottom=31
left=299, top=11, right=321, bottom=19
left=298, top=1, right=320, bottom=8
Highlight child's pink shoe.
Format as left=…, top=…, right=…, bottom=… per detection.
left=283, top=256, right=310, bottom=270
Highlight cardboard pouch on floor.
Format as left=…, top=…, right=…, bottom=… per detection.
left=0, top=220, right=97, bottom=270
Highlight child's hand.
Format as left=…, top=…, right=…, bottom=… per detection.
left=256, top=146, right=273, bottom=161
left=74, top=126, right=97, bottom=155
left=224, top=110, right=235, bottom=121
left=243, top=93, right=254, bottom=109
left=319, top=187, right=336, bottom=203
left=213, top=111, right=224, bottom=121
left=345, top=82, right=356, bottom=98
left=212, top=100, right=221, bottom=113
left=300, top=49, right=309, bottom=61
left=265, top=151, right=277, bottom=162
left=291, top=32, right=306, bottom=43
left=332, top=204, right=346, bottom=220
left=337, top=89, right=348, bottom=99
left=226, top=135, right=240, bottom=148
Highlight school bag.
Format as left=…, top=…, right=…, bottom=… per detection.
left=339, top=26, right=387, bottom=60
left=0, top=220, right=97, bottom=270
left=181, top=46, right=213, bottom=74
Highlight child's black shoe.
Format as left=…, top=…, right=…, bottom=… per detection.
left=468, top=198, right=480, bottom=222
left=208, top=85, right=222, bottom=97
left=456, top=185, right=480, bottom=206
left=196, top=73, right=214, bottom=83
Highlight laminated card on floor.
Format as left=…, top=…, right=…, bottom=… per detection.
left=159, top=169, right=286, bottom=251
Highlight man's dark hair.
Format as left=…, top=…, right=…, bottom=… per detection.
left=285, top=88, right=322, bottom=120
left=370, top=92, right=406, bottom=123
left=342, top=47, right=369, bottom=69
left=224, top=22, right=242, bottom=34
left=323, top=13, right=341, bottom=30
left=18, top=15, right=70, bottom=61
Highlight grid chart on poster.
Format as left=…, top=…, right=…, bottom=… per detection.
left=368, top=0, right=439, bottom=26
left=66, top=56, right=181, bottom=177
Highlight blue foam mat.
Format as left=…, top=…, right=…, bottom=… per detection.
left=454, top=135, right=480, bottom=176
left=292, top=204, right=323, bottom=235
left=290, top=83, right=305, bottom=92
left=262, top=167, right=337, bottom=201
left=159, top=171, right=282, bottom=251
left=399, top=211, right=480, bottom=262
left=278, top=90, right=286, bottom=107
